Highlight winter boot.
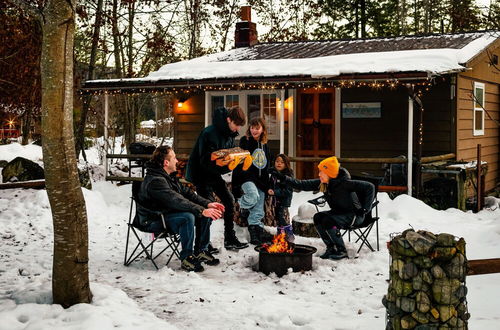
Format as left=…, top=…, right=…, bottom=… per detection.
left=258, top=226, right=274, bottom=243
left=320, top=245, right=337, bottom=259
left=196, top=250, right=220, bottom=266
left=281, top=224, right=295, bottom=243
left=181, top=255, right=204, bottom=272
left=325, top=227, right=347, bottom=260
left=224, top=231, right=249, bottom=250
left=207, top=243, right=219, bottom=255
left=315, top=223, right=335, bottom=247
left=248, top=225, right=262, bottom=245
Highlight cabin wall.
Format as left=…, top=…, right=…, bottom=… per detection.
left=456, top=42, right=500, bottom=192
left=173, top=93, right=205, bottom=156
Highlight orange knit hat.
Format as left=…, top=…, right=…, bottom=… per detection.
left=318, top=156, right=340, bottom=179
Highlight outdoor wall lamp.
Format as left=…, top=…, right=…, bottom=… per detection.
left=176, top=93, right=189, bottom=109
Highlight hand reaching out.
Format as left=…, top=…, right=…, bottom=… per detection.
left=268, top=189, right=274, bottom=195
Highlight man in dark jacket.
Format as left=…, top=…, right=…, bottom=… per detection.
left=185, top=106, right=249, bottom=250
left=138, top=146, right=225, bottom=272
left=283, top=156, right=375, bottom=260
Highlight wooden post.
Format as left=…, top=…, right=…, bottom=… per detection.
left=279, top=89, right=285, bottom=154
left=407, top=94, right=413, bottom=196
left=476, top=144, right=482, bottom=212
left=104, top=93, right=109, bottom=173
left=415, top=96, right=424, bottom=198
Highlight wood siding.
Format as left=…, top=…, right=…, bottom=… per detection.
left=456, top=41, right=500, bottom=192
left=173, top=93, right=205, bottom=155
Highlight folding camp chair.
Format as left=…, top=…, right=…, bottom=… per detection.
left=308, top=175, right=381, bottom=253
left=124, top=181, right=181, bottom=270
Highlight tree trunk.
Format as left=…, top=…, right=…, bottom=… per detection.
left=21, top=112, right=31, bottom=145
left=75, top=0, right=104, bottom=159
left=40, top=0, right=92, bottom=307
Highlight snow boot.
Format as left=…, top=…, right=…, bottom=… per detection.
left=248, top=225, right=262, bottom=245
left=325, top=227, right=347, bottom=260
left=258, top=226, right=274, bottom=243
left=181, top=255, right=204, bottom=272
left=224, top=231, right=249, bottom=250
left=320, top=245, right=337, bottom=259
left=196, top=250, right=220, bottom=266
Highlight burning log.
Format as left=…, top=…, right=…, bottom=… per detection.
left=256, top=233, right=316, bottom=277
left=262, top=233, right=294, bottom=254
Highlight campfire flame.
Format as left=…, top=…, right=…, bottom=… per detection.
left=263, top=233, right=294, bottom=254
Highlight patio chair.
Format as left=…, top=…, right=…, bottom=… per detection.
left=124, top=181, right=181, bottom=270
left=308, top=175, right=381, bottom=253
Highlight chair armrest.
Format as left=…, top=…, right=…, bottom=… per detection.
left=308, top=196, right=326, bottom=206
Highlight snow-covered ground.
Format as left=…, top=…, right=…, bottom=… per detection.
left=0, top=142, right=499, bottom=329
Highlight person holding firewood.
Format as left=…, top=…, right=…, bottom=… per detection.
left=185, top=106, right=249, bottom=251
left=274, top=156, right=375, bottom=260
left=232, top=117, right=273, bottom=246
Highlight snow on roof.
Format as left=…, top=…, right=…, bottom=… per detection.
left=87, top=31, right=499, bottom=84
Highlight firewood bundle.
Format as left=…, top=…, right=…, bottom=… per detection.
left=211, top=147, right=252, bottom=171
left=383, top=229, right=469, bottom=330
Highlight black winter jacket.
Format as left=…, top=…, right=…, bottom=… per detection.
left=285, top=168, right=375, bottom=215
left=185, top=107, right=239, bottom=185
left=269, top=168, right=293, bottom=207
left=137, top=162, right=211, bottom=226
left=232, top=135, right=271, bottom=194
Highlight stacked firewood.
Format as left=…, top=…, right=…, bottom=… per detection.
left=383, top=229, right=469, bottom=330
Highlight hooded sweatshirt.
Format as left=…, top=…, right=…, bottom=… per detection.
left=232, top=135, right=271, bottom=194
left=185, top=107, right=239, bottom=185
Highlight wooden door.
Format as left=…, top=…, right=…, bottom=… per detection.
left=296, top=88, right=335, bottom=179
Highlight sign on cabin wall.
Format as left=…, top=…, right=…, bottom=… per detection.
left=342, top=102, right=382, bottom=118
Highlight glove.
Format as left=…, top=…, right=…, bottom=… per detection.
left=354, top=208, right=367, bottom=216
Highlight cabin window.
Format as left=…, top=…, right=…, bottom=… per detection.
left=473, top=82, right=485, bottom=136
left=208, top=91, right=281, bottom=139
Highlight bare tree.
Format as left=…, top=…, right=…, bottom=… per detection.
left=12, top=0, right=92, bottom=307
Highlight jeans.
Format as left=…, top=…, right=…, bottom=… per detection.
left=142, top=211, right=210, bottom=260
left=238, top=181, right=265, bottom=227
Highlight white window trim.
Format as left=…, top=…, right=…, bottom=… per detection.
left=473, top=82, right=485, bottom=136
left=206, top=90, right=281, bottom=140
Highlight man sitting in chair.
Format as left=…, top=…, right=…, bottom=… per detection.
left=273, top=156, right=375, bottom=260
left=137, top=145, right=224, bottom=272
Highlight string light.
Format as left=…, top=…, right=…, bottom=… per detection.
left=79, top=78, right=435, bottom=97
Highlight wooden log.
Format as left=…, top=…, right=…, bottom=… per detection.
left=105, top=176, right=144, bottom=182
left=420, top=153, right=455, bottom=163
left=106, top=153, right=189, bottom=161
left=0, top=180, right=46, bottom=190
left=292, top=217, right=319, bottom=238
left=467, top=258, right=500, bottom=276
left=379, top=185, right=408, bottom=193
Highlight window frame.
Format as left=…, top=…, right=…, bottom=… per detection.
left=473, top=82, right=485, bottom=136
left=207, top=90, right=281, bottom=140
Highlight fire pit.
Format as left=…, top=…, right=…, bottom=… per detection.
left=254, top=233, right=317, bottom=277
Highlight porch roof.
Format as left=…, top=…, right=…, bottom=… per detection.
left=83, top=31, right=499, bottom=91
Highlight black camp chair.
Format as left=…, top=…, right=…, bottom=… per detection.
left=124, top=181, right=181, bottom=270
left=308, top=175, right=381, bottom=253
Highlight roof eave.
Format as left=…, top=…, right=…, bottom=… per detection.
left=81, top=71, right=440, bottom=93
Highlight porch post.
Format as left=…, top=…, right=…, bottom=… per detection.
left=288, top=89, right=297, bottom=173
left=279, top=89, right=285, bottom=154
left=407, top=95, right=413, bottom=196
left=104, top=93, right=109, bottom=174
left=204, top=92, right=210, bottom=126
left=335, top=87, right=341, bottom=157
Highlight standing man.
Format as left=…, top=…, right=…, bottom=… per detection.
left=186, top=106, right=249, bottom=251
left=137, top=145, right=224, bottom=272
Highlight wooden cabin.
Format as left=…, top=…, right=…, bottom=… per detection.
left=82, top=8, right=500, bottom=199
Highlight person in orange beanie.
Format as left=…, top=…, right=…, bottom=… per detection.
left=276, top=156, right=375, bottom=259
